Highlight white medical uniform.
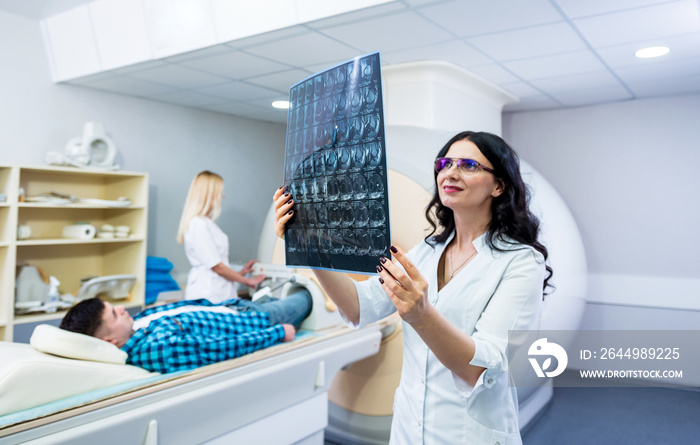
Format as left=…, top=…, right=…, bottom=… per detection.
left=350, top=232, right=544, bottom=445
left=184, top=216, right=237, bottom=303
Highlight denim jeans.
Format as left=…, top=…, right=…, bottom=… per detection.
left=229, top=289, right=312, bottom=329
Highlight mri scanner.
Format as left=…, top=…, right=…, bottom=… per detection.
left=0, top=62, right=586, bottom=444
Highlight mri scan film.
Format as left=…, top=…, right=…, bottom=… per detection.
left=283, top=52, right=390, bottom=273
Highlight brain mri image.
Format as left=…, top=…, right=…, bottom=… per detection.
left=283, top=52, right=390, bottom=273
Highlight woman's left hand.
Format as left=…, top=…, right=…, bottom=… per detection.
left=377, top=246, right=432, bottom=326
left=241, top=259, right=257, bottom=275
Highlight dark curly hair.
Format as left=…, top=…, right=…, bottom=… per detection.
left=425, top=131, right=553, bottom=293
left=59, top=297, right=106, bottom=337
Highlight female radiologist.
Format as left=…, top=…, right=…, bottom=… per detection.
left=273, top=131, right=552, bottom=444
left=178, top=170, right=265, bottom=303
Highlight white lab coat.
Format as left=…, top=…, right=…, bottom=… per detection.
left=183, top=216, right=237, bottom=303
left=351, top=231, right=544, bottom=445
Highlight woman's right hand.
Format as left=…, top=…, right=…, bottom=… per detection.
left=273, top=186, right=294, bottom=239
left=246, top=274, right=266, bottom=288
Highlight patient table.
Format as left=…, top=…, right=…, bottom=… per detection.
left=0, top=275, right=382, bottom=445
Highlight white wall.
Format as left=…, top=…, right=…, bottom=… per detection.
left=0, top=10, right=287, bottom=279
left=503, top=94, right=700, bottom=329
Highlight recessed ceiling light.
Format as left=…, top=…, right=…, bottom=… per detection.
left=272, top=100, right=290, bottom=109
left=635, top=46, right=670, bottom=59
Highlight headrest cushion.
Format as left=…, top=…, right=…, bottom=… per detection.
left=30, top=324, right=127, bottom=365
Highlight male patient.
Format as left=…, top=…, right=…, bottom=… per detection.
left=60, top=290, right=312, bottom=374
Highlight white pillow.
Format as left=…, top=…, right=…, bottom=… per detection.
left=30, top=324, right=127, bottom=365
left=0, top=341, right=155, bottom=417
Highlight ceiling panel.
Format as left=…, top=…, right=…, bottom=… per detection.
left=554, top=0, right=674, bottom=18
left=529, top=71, right=622, bottom=94
left=178, top=51, right=290, bottom=80
left=79, top=75, right=177, bottom=96
left=124, top=64, right=229, bottom=89
left=194, top=80, right=282, bottom=101
left=244, top=69, right=313, bottom=92
left=625, top=74, right=700, bottom=97
left=418, top=0, right=563, bottom=37
left=243, top=31, right=359, bottom=68
left=574, top=1, right=700, bottom=47
left=109, top=59, right=168, bottom=75
left=500, top=81, right=544, bottom=98
left=222, top=26, right=309, bottom=50
left=467, top=64, right=521, bottom=85
left=596, top=32, right=700, bottom=68
left=613, top=57, right=700, bottom=83
left=549, top=84, right=634, bottom=106
left=319, top=10, right=454, bottom=53
left=503, top=95, right=561, bottom=112
left=304, top=1, right=406, bottom=29
left=151, top=90, right=228, bottom=107
left=468, top=22, right=588, bottom=61
left=163, top=44, right=233, bottom=63
left=503, top=51, right=607, bottom=81
left=382, top=39, right=493, bottom=67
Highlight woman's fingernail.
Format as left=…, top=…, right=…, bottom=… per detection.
left=390, top=245, right=398, bottom=253
left=378, top=277, right=384, bottom=284
left=278, top=185, right=284, bottom=190
left=284, top=192, right=290, bottom=197
left=379, top=256, right=387, bottom=264
left=376, top=265, right=383, bottom=273
left=287, top=210, right=294, bottom=215
left=286, top=199, right=292, bottom=204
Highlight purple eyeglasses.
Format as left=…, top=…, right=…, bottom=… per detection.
left=434, top=157, right=497, bottom=175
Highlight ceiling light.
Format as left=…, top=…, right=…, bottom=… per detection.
left=272, top=100, right=291, bottom=109
left=635, top=46, right=670, bottom=59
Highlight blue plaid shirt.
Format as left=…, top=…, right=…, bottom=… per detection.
left=122, top=299, right=285, bottom=373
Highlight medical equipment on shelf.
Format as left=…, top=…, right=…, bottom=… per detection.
left=22, top=192, right=131, bottom=207
left=248, top=263, right=345, bottom=332
left=75, top=275, right=137, bottom=301
left=16, top=225, right=30, bottom=240
left=45, top=122, right=119, bottom=171
left=14, top=265, right=73, bottom=314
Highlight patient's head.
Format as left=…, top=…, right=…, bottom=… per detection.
left=60, top=298, right=134, bottom=348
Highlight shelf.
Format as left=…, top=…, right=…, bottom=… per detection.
left=1, top=165, right=149, bottom=341
left=18, top=203, right=145, bottom=209
left=18, top=165, right=145, bottom=177
left=17, top=237, right=144, bottom=246
left=13, top=301, right=143, bottom=325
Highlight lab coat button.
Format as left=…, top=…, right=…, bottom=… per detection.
left=487, top=378, right=493, bottom=384
left=495, top=442, right=500, bottom=445
left=421, top=378, right=425, bottom=384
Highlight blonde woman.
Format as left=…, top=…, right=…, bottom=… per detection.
left=177, top=171, right=265, bottom=303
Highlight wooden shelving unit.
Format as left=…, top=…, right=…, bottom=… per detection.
left=0, top=165, right=148, bottom=342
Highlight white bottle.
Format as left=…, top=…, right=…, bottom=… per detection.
left=45, top=276, right=61, bottom=313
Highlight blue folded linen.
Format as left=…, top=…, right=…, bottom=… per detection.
left=146, top=256, right=174, bottom=272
